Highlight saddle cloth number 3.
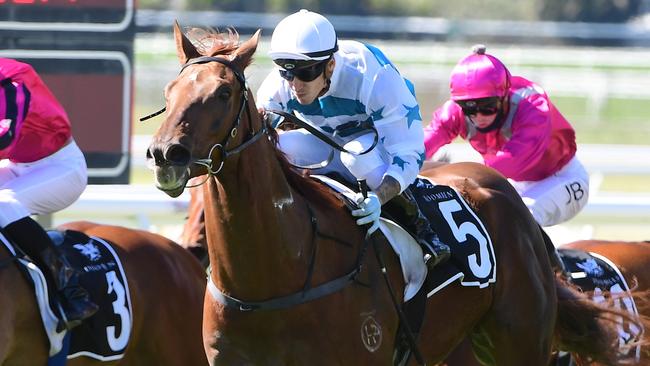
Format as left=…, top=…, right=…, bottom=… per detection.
left=106, top=270, right=130, bottom=351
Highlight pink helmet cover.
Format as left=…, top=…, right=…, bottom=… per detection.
left=450, top=45, right=511, bottom=101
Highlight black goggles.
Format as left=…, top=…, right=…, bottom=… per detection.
left=275, top=58, right=330, bottom=82
left=456, top=97, right=501, bottom=116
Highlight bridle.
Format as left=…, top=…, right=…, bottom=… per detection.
left=141, top=56, right=267, bottom=185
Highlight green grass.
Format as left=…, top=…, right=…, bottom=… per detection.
left=538, top=96, right=650, bottom=144
left=598, top=175, right=650, bottom=192
left=132, top=44, right=650, bottom=144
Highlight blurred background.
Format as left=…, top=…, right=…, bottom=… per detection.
left=1, top=0, right=649, bottom=244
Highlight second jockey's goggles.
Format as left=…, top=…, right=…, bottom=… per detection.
left=275, top=58, right=331, bottom=82
left=456, top=97, right=501, bottom=116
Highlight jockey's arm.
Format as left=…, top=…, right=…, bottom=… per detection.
left=373, top=175, right=401, bottom=206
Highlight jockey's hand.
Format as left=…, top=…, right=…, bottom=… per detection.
left=351, top=192, right=381, bottom=235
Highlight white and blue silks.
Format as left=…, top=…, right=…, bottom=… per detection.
left=256, top=40, right=426, bottom=193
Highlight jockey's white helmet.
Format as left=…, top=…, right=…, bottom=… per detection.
left=269, top=9, right=338, bottom=62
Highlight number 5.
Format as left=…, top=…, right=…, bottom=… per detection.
left=439, top=199, right=491, bottom=278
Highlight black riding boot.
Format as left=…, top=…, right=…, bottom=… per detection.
left=386, top=188, right=451, bottom=269
left=4, top=217, right=99, bottom=329
left=39, top=246, right=100, bottom=328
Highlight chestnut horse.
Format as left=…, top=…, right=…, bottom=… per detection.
left=179, top=177, right=209, bottom=267
left=146, top=23, right=635, bottom=365
left=444, top=239, right=650, bottom=366
left=0, top=221, right=207, bottom=366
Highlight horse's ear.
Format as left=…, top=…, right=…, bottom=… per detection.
left=173, top=20, right=201, bottom=65
left=232, top=29, right=261, bottom=70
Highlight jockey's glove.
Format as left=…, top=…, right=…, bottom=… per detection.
left=351, top=192, right=381, bottom=235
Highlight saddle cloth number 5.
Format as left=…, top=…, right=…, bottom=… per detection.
left=439, top=199, right=491, bottom=279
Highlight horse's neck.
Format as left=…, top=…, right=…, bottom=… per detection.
left=203, top=140, right=312, bottom=296
left=207, top=137, right=295, bottom=208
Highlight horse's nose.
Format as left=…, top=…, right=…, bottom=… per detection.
left=146, top=143, right=191, bottom=166
left=164, top=144, right=191, bottom=166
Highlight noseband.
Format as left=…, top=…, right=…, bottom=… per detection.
left=142, top=56, right=267, bottom=182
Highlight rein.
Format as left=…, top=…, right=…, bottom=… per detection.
left=269, top=110, right=379, bottom=170
left=270, top=110, right=379, bottom=156
left=207, top=202, right=371, bottom=311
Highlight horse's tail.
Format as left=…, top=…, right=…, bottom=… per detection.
left=554, top=277, right=648, bottom=365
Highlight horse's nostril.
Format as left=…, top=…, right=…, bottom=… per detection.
left=165, top=144, right=191, bottom=166
left=147, top=146, right=166, bottom=166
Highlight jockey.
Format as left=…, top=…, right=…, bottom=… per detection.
left=257, top=9, right=451, bottom=269
left=423, top=46, right=589, bottom=273
left=0, top=58, right=98, bottom=329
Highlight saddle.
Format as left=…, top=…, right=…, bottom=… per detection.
left=0, top=230, right=132, bottom=362
left=315, top=174, right=497, bottom=290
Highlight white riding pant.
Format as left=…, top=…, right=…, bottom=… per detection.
left=278, top=129, right=390, bottom=190
left=509, top=156, right=589, bottom=227
left=0, top=140, right=87, bottom=227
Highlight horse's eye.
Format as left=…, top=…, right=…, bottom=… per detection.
left=218, top=90, right=232, bottom=100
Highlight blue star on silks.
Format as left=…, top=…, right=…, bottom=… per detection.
left=392, top=156, right=409, bottom=170
left=416, top=151, right=426, bottom=168
left=370, top=107, right=385, bottom=122
left=380, top=136, right=386, bottom=144
left=403, top=104, right=421, bottom=128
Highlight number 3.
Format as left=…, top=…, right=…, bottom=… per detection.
left=105, top=270, right=131, bottom=351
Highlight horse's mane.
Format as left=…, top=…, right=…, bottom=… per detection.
left=266, top=127, right=344, bottom=210
left=185, top=27, right=254, bottom=68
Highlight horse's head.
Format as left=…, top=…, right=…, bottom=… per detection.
left=147, top=22, right=261, bottom=197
